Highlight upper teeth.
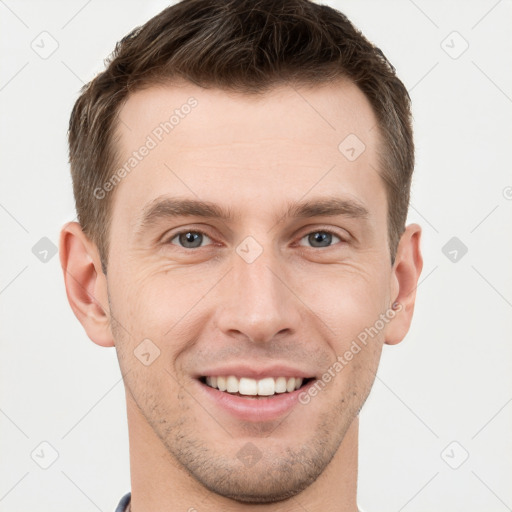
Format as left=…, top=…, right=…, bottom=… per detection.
left=205, top=376, right=304, bottom=396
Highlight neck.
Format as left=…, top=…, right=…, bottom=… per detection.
left=126, top=394, right=359, bottom=512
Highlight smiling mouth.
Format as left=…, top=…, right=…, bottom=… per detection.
left=199, top=375, right=314, bottom=398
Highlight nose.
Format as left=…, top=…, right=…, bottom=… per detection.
left=214, top=244, right=302, bottom=344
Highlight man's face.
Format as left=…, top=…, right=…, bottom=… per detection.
left=107, top=80, right=395, bottom=502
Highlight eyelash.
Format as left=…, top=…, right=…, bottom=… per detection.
left=165, top=228, right=347, bottom=249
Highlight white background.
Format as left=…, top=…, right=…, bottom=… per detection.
left=1, top=1, right=511, bottom=511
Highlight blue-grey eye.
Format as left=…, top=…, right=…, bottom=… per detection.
left=299, top=231, right=341, bottom=248
left=170, top=231, right=211, bottom=248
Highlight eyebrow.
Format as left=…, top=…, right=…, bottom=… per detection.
left=284, top=197, right=369, bottom=221
left=134, top=195, right=369, bottom=236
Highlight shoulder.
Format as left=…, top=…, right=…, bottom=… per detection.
left=114, top=492, right=131, bottom=512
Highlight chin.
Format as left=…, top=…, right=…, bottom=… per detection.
left=194, top=465, right=318, bottom=504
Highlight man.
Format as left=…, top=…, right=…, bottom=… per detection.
left=59, top=0, right=423, bottom=510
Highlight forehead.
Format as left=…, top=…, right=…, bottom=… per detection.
left=117, top=79, right=377, bottom=149
left=110, top=80, right=385, bottom=230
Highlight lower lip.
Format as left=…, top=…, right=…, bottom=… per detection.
left=197, top=379, right=315, bottom=422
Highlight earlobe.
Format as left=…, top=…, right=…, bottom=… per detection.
left=385, top=223, right=423, bottom=346
left=59, top=222, right=114, bottom=347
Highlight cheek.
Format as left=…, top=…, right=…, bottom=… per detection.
left=120, top=265, right=178, bottom=319
left=295, top=263, right=390, bottom=344
left=110, top=283, right=187, bottom=414
left=114, top=267, right=218, bottom=357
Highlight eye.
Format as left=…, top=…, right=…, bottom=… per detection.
left=169, top=230, right=212, bottom=249
left=298, top=230, right=343, bottom=248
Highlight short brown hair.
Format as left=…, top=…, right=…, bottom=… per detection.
left=68, top=0, right=413, bottom=272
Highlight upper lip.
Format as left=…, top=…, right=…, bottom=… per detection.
left=196, top=364, right=316, bottom=380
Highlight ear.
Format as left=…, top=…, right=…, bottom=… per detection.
left=59, top=222, right=114, bottom=347
left=385, top=223, right=423, bottom=345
